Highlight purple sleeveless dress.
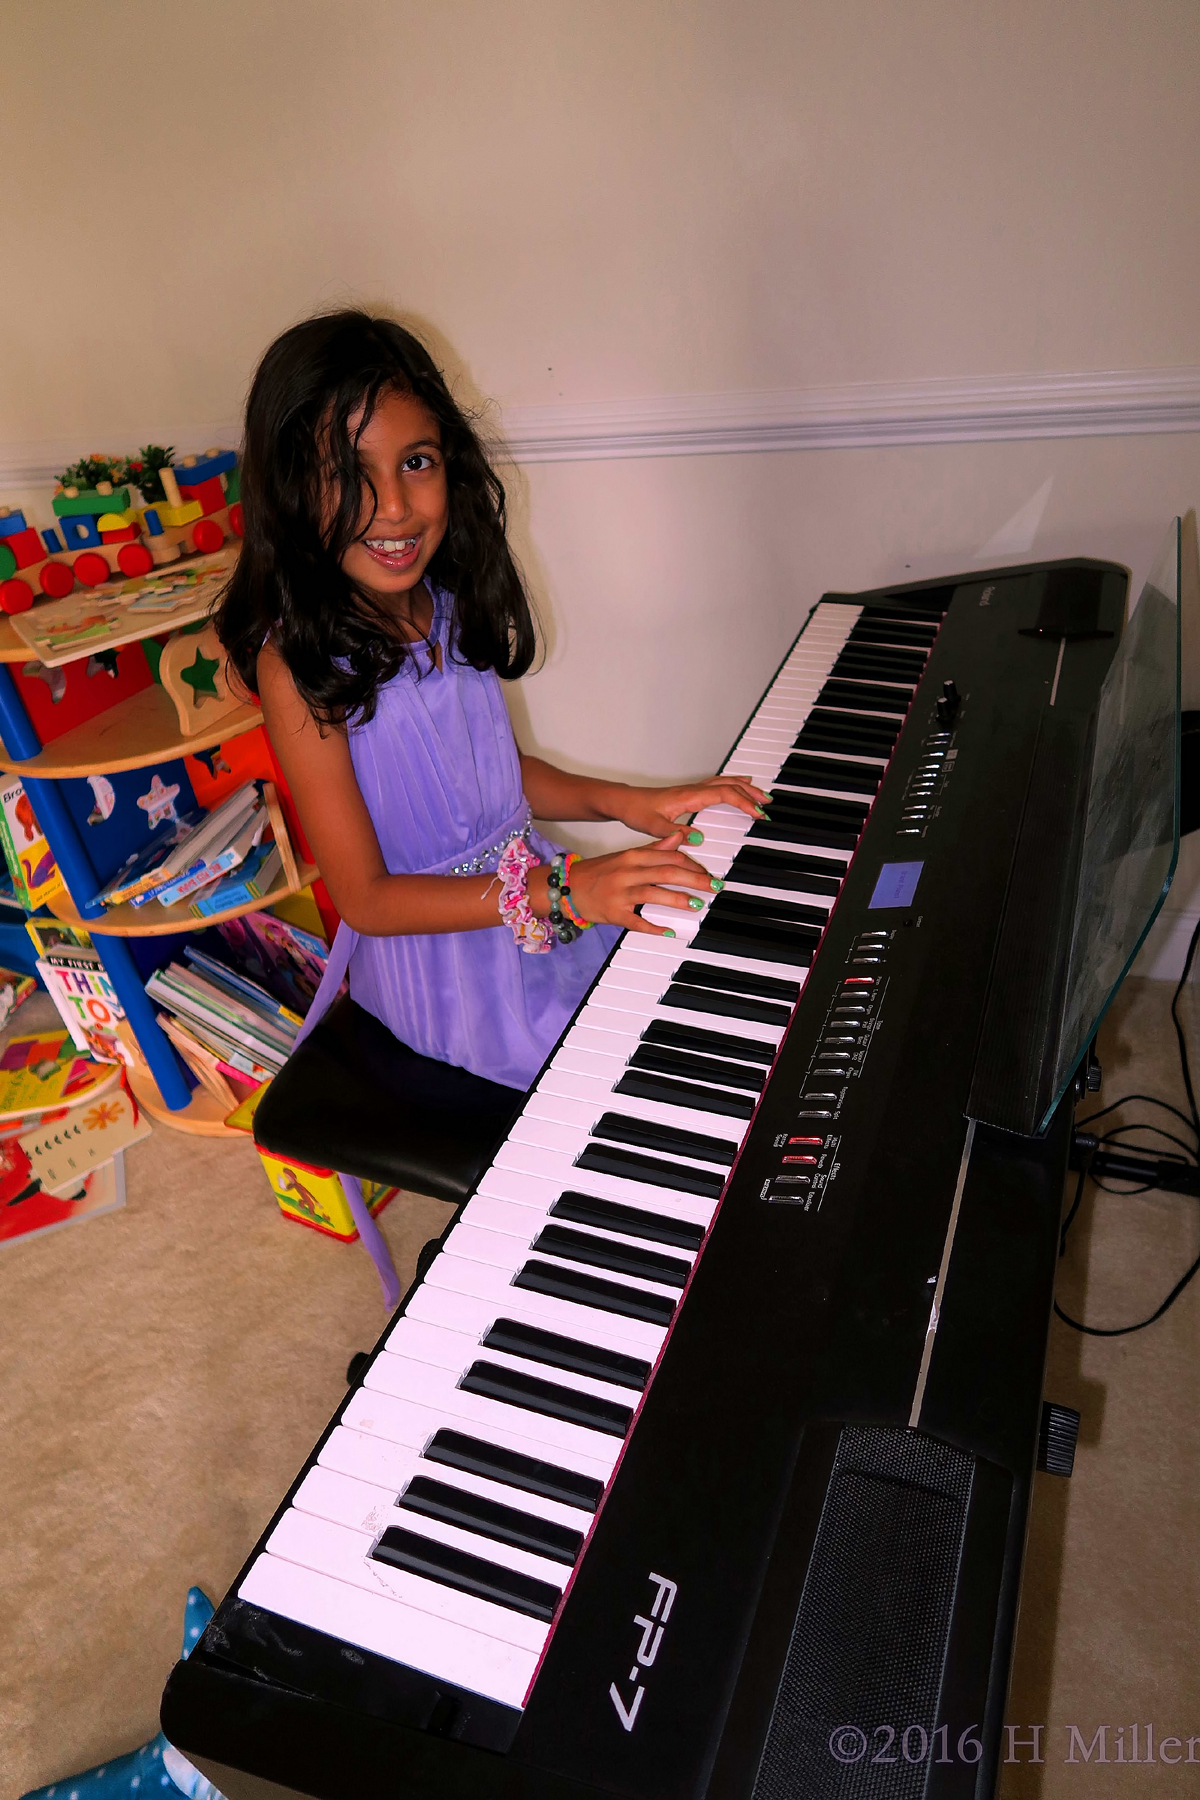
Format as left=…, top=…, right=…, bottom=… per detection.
left=301, top=584, right=619, bottom=1093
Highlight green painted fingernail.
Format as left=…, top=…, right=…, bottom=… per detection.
left=663, top=928, right=676, bottom=938
left=711, top=877, right=725, bottom=891
left=754, top=805, right=768, bottom=817
left=688, top=896, right=705, bottom=909
left=687, top=829, right=704, bottom=845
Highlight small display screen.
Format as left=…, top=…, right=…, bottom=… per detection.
left=869, top=861, right=924, bottom=909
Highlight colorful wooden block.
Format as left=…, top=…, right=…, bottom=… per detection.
left=60, top=514, right=103, bottom=550
left=0, top=512, right=28, bottom=540
left=40, top=527, right=64, bottom=554
left=98, top=523, right=140, bottom=543
left=175, top=450, right=237, bottom=486
left=52, top=487, right=132, bottom=517
left=177, top=475, right=227, bottom=517
left=3, top=527, right=45, bottom=570
left=0, top=546, right=15, bottom=582
left=159, top=621, right=246, bottom=735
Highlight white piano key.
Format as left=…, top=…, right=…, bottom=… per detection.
left=366, top=1350, right=627, bottom=1463
left=268, top=1501, right=564, bottom=1651
left=406, top=1266, right=667, bottom=1361
left=240, top=1549, right=539, bottom=1707
left=386, top=1310, right=642, bottom=1408
left=364, top=1492, right=570, bottom=1590
left=424, top=1252, right=666, bottom=1356
left=442, top=1222, right=684, bottom=1307
left=524, top=1084, right=742, bottom=1152
left=305, top=1435, right=593, bottom=1536
left=479, top=1145, right=713, bottom=1229
left=343, top=1368, right=621, bottom=1476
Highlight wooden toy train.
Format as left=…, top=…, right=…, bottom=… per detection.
left=0, top=449, right=243, bottom=615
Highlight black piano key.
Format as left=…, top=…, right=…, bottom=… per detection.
left=848, top=619, right=937, bottom=650
left=832, top=646, right=926, bottom=682
left=767, top=792, right=870, bottom=831
left=424, top=1428, right=603, bottom=1511
left=675, top=960, right=801, bottom=1004
left=516, top=1255, right=679, bottom=1321
left=591, top=1110, right=737, bottom=1168
left=691, top=918, right=819, bottom=966
left=660, top=983, right=793, bottom=1028
left=574, top=1141, right=725, bottom=1199
left=794, top=716, right=899, bottom=758
left=371, top=1524, right=561, bottom=1621
left=816, top=677, right=911, bottom=716
left=397, top=1475, right=585, bottom=1565
left=616, top=1067, right=756, bottom=1120
left=461, top=1358, right=634, bottom=1437
left=707, top=891, right=830, bottom=931
left=747, top=816, right=859, bottom=852
left=550, top=1190, right=705, bottom=1253
left=775, top=753, right=882, bottom=796
left=627, top=1042, right=766, bottom=1092
left=532, top=1219, right=692, bottom=1287
left=727, top=847, right=845, bottom=895
left=640, top=1018, right=775, bottom=1065
left=483, top=1314, right=652, bottom=1388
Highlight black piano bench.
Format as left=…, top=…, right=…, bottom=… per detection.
left=252, top=993, right=526, bottom=1206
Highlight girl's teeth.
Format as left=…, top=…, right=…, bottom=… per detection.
left=369, top=537, right=416, bottom=553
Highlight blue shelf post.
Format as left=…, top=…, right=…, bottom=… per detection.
left=0, top=665, right=194, bottom=1110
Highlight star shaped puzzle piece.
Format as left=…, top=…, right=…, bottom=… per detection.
left=179, top=645, right=221, bottom=701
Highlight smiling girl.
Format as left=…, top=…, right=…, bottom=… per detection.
left=218, top=311, right=766, bottom=1091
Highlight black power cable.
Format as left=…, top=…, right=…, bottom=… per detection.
left=1054, top=917, right=1200, bottom=1337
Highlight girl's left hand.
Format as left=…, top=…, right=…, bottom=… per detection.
left=611, top=778, right=770, bottom=841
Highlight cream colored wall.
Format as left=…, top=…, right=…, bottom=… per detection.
left=1, top=0, right=1198, bottom=873
left=1, top=0, right=1198, bottom=436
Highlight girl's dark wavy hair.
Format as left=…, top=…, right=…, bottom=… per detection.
left=216, top=309, right=536, bottom=725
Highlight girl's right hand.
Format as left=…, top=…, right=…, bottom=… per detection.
left=553, top=831, right=721, bottom=935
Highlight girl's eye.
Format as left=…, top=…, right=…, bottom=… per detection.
left=403, top=453, right=437, bottom=473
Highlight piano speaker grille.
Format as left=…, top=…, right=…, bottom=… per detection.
left=752, top=1426, right=974, bottom=1800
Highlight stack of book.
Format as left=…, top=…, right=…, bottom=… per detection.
left=145, top=947, right=302, bottom=1107
left=95, top=782, right=284, bottom=915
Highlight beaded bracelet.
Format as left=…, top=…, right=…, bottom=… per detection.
left=546, top=852, right=592, bottom=944
left=496, top=837, right=552, bottom=954
left=558, top=852, right=592, bottom=931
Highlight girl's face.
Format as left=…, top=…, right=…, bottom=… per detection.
left=338, top=387, right=449, bottom=601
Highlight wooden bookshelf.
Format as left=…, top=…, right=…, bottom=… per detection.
left=47, top=859, right=319, bottom=937
left=0, top=682, right=264, bottom=777
left=129, top=1063, right=246, bottom=1138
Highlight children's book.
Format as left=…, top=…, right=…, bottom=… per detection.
left=145, top=967, right=292, bottom=1070
left=0, top=779, right=64, bottom=909
left=18, top=1082, right=150, bottom=1192
left=182, top=945, right=304, bottom=1027
left=25, top=917, right=92, bottom=958
left=0, top=1032, right=119, bottom=1121
left=0, top=969, right=36, bottom=1031
left=94, top=807, right=206, bottom=906
left=188, top=841, right=282, bottom=917
left=211, top=909, right=330, bottom=1014
left=137, top=794, right=265, bottom=908
left=0, top=1147, right=125, bottom=1250
left=36, top=952, right=139, bottom=1066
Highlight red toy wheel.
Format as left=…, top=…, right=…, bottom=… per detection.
left=39, top=560, right=75, bottom=598
left=117, top=542, right=154, bottom=577
left=192, top=518, right=224, bottom=555
left=228, top=501, right=244, bottom=538
left=0, top=578, right=34, bottom=614
left=73, top=551, right=111, bottom=587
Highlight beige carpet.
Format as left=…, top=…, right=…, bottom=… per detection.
left=1, top=982, right=1197, bottom=1798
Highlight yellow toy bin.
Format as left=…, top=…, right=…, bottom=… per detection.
left=258, top=1150, right=399, bottom=1242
